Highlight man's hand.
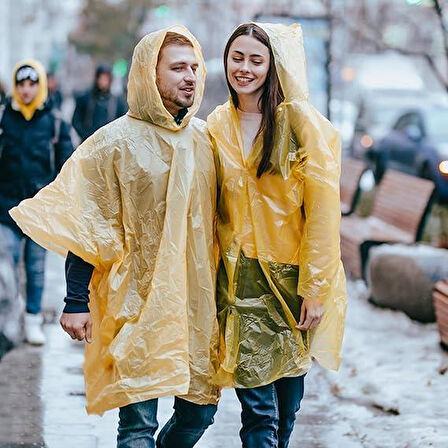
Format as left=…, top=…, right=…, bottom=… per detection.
left=296, top=297, right=324, bottom=331
left=60, top=312, right=92, bottom=343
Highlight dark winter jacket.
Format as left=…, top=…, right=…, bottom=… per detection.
left=0, top=100, right=74, bottom=229
left=72, top=88, right=127, bottom=141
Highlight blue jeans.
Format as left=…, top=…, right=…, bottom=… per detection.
left=0, top=223, right=46, bottom=314
left=117, top=397, right=217, bottom=448
left=235, top=375, right=306, bottom=448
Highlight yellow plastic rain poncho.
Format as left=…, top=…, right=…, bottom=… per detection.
left=207, top=22, right=347, bottom=388
left=10, top=25, right=219, bottom=414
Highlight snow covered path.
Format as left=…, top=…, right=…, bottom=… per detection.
left=312, top=281, right=448, bottom=448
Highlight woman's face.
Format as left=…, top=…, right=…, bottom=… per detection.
left=227, top=35, right=270, bottom=99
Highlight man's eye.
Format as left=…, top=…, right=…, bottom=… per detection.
left=173, top=67, right=182, bottom=71
left=192, top=66, right=198, bottom=73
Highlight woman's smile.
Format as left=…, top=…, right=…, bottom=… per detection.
left=234, top=75, right=255, bottom=86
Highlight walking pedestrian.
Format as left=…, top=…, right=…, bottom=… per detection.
left=207, top=22, right=347, bottom=447
left=0, top=80, right=6, bottom=105
left=10, top=26, right=219, bottom=448
left=72, top=63, right=126, bottom=141
left=47, top=72, right=63, bottom=111
left=0, top=60, right=73, bottom=345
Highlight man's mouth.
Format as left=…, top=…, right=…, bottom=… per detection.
left=180, top=86, right=194, bottom=94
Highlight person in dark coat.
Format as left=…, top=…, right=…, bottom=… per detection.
left=0, top=60, right=74, bottom=345
left=0, top=80, right=6, bottom=105
left=72, top=64, right=127, bottom=141
left=47, top=72, right=63, bottom=110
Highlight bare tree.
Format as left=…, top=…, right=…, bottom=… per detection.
left=324, top=0, right=448, bottom=92
left=69, top=0, right=157, bottom=64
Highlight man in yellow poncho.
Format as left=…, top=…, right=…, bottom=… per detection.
left=10, top=26, right=219, bottom=447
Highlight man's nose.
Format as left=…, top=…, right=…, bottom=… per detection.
left=184, top=68, right=196, bottom=83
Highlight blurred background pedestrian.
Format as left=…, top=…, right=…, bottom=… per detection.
left=0, top=60, right=74, bottom=345
left=72, top=64, right=126, bottom=141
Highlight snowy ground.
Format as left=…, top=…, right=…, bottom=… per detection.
left=321, top=280, right=448, bottom=448
left=39, top=253, right=448, bottom=447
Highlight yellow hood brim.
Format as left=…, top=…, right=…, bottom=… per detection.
left=254, top=22, right=309, bottom=102
left=12, top=59, right=48, bottom=121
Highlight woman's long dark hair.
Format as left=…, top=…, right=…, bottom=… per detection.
left=223, top=23, right=284, bottom=177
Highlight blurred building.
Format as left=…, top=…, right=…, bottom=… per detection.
left=0, top=0, right=82, bottom=91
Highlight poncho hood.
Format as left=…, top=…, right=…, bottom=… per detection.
left=127, top=25, right=206, bottom=131
left=255, top=22, right=309, bottom=103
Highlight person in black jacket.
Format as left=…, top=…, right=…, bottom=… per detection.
left=47, top=72, right=63, bottom=111
left=0, top=80, right=6, bottom=105
left=0, top=60, right=74, bottom=345
left=72, top=64, right=127, bottom=141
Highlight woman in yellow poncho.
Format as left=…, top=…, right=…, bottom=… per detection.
left=207, top=23, right=347, bottom=447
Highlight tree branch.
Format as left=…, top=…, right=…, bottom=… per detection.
left=433, top=0, right=448, bottom=81
left=329, top=1, right=448, bottom=91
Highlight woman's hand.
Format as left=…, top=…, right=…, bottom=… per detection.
left=296, top=297, right=324, bottom=331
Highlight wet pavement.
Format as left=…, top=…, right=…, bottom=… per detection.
left=1, top=252, right=447, bottom=447
left=0, top=344, right=44, bottom=447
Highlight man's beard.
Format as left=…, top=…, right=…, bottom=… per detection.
left=162, top=85, right=194, bottom=109
left=175, top=96, right=194, bottom=108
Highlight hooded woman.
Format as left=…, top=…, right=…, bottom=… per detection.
left=207, top=23, right=347, bottom=447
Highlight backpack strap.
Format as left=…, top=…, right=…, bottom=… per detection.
left=52, top=109, right=62, bottom=145
left=0, top=104, right=5, bottom=136
left=0, top=104, right=5, bottom=159
left=49, top=109, right=63, bottom=173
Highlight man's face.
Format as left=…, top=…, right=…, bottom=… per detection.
left=156, top=44, right=198, bottom=117
left=96, top=73, right=112, bottom=92
left=16, top=79, right=39, bottom=105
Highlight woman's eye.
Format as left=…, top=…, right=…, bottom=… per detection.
left=232, top=58, right=243, bottom=62
left=252, top=61, right=262, bottom=65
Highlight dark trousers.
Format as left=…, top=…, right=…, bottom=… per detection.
left=235, top=375, right=306, bottom=448
left=117, top=397, right=217, bottom=448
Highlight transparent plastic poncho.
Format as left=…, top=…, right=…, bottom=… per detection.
left=10, top=25, right=219, bottom=414
left=207, top=22, right=347, bottom=388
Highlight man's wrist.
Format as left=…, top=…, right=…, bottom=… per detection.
left=63, top=299, right=90, bottom=314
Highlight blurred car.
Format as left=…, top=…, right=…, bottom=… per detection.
left=374, top=105, right=448, bottom=203
left=348, top=91, right=431, bottom=164
left=349, top=96, right=402, bottom=162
